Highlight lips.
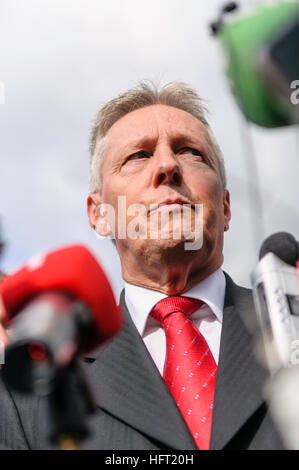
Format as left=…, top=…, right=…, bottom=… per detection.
left=149, top=199, right=195, bottom=214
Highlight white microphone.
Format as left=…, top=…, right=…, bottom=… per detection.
left=251, top=232, right=299, bottom=449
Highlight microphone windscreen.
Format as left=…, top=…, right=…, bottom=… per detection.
left=259, top=232, right=298, bottom=266
left=0, top=244, right=123, bottom=353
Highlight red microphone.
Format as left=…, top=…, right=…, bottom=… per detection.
left=0, top=244, right=123, bottom=394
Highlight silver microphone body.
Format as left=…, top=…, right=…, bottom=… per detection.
left=251, top=252, right=299, bottom=449
left=251, top=252, right=299, bottom=372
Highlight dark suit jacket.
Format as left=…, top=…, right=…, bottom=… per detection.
left=0, top=274, right=285, bottom=450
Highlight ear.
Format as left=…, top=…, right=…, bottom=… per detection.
left=87, top=192, right=112, bottom=237
left=223, top=189, right=231, bottom=232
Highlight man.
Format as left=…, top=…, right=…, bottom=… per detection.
left=0, top=81, right=285, bottom=450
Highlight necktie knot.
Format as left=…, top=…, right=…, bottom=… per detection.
left=151, top=295, right=203, bottom=324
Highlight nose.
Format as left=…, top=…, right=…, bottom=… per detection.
left=152, top=147, right=182, bottom=187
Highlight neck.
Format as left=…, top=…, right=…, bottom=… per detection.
left=120, top=247, right=222, bottom=295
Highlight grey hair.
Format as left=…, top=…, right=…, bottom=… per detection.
left=89, top=81, right=227, bottom=193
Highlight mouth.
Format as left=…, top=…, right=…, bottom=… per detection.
left=149, top=199, right=195, bottom=214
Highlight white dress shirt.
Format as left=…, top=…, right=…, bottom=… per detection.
left=124, top=269, right=226, bottom=374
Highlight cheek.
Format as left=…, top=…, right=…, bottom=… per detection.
left=194, top=180, right=224, bottom=228
left=101, top=182, right=141, bottom=229
left=101, top=174, right=122, bottom=206
left=191, top=172, right=222, bottom=207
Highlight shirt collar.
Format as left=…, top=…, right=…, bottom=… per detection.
left=124, top=268, right=226, bottom=336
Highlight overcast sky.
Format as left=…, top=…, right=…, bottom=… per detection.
left=0, top=0, right=298, bottom=298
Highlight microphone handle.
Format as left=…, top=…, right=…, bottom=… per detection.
left=47, top=359, right=96, bottom=449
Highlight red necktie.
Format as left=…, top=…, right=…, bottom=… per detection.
left=150, top=296, right=217, bottom=450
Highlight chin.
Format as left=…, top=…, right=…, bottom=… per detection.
left=134, top=236, right=198, bottom=265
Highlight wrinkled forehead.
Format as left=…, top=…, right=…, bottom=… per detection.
left=105, top=104, right=209, bottom=153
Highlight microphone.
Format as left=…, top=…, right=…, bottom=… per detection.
left=211, top=1, right=299, bottom=127
left=259, top=232, right=299, bottom=267
left=251, top=234, right=299, bottom=450
left=0, top=244, right=123, bottom=395
left=251, top=232, right=299, bottom=372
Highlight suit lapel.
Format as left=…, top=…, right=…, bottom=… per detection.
left=210, top=274, right=268, bottom=449
left=83, top=290, right=197, bottom=450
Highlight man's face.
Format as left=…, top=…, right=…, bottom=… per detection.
left=91, top=104, right=230, bottom=270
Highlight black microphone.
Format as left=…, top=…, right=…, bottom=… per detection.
left=259, top=231, right=299, bottom=266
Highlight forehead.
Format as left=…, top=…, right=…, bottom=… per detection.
left=105, top=104, right=207, bottom=148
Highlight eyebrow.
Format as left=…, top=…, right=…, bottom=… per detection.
left=170, top=134, right=206, bottom=148
left=116, top=132, right=207, bottom=156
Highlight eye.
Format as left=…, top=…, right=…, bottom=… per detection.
left=178, top=147, right=205, bottom=160
left=126, top=151, right=150, bottom=161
